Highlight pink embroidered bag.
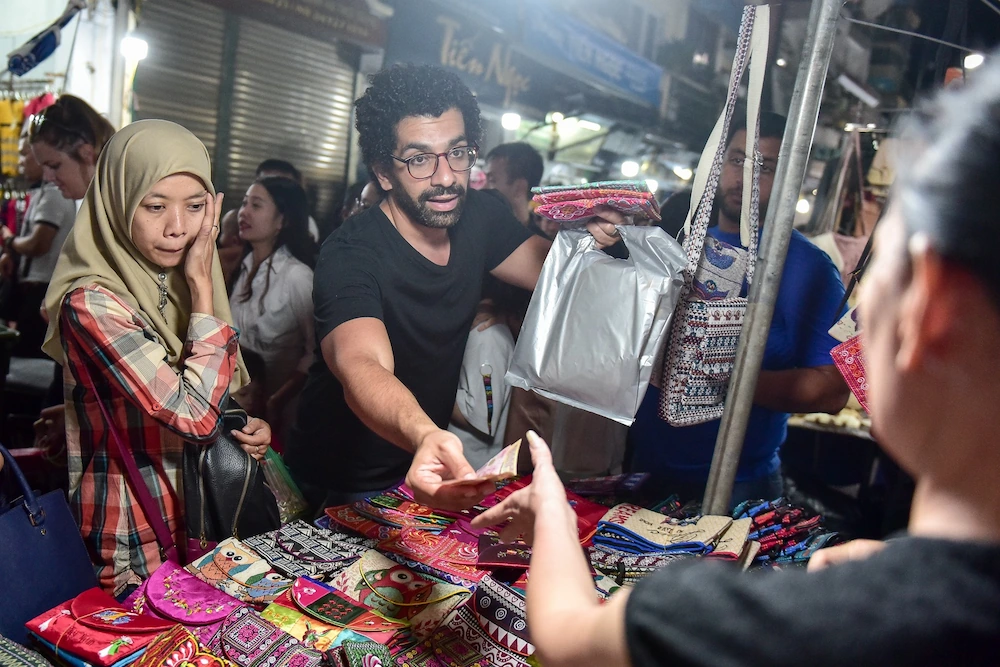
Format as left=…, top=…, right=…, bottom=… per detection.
left=124, top=559, right=245, bottom=651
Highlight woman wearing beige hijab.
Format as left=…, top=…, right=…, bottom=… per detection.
left=43, top=119, right=269, bottom=597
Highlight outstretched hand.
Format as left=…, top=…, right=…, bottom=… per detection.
left=470, top=430, right=575, bottom=544
left=586, top=207, right=630, bottom=249
left=406, top=429, right=496, bottom=511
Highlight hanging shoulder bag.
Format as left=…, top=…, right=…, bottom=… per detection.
left=659, top=5, right=770, bottom=426
left=80, top=354, right=279, bottom=565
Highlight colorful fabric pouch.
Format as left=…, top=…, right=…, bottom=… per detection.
left=330, top=550, right=471, bottom=641
left=531, top=180, right=661, bottom=225
left=341, top=640, right=394, bottom=667
left=185, top=538, right=293, bottom=609
left=593, top=504, right=732, bottom=555
left=132, top=626, right=231, bottom=667
left=831, top=334, right=869, bottom=411
left=217, top=606, right=326, bottom=667
left=430, top=605, right=528, bottom=667
left=262, top=589, right=355, bottom=652
left=534, top=196, right=661, bottom=224
left=470, top=576, right=534, bottom=658
left=589, top=545, right=693, bottom=583
left=379, top=529, right=483, bottom=586
left=243, top=520, right=376, bottom=582
left=326, top=505, right=402, bottom=542
left=26, top=588, right=174, bottom=667
left=476, top=535, right=532, bottom=572
left=124, top=559, right=246, bottom=650
left=284, top=576, right=406, bottom=644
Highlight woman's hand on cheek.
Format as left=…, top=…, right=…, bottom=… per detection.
left=185, top=192, right=223, bottom=313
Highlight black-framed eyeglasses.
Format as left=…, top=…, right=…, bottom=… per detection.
left=391, top=145, right=478, bottom=180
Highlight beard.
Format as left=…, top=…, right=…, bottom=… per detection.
left=716, top=187, right=742, bottom=224
left=388, top=175, right=467, bottom=229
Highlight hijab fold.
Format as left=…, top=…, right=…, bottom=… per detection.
left=43, top=119, right=249, bottom=392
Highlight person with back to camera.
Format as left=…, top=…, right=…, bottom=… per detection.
left=471, top=61, right=1000, bottom=667
left=229, top=176, right=316, bottom=444
left=42, top=120, right=272, bottom=599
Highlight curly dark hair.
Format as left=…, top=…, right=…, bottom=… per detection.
left=355, top=64, right=482, bottom=174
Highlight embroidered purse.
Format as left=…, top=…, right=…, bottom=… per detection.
left=242, top=520, right=376, bottom=583
left=659, top=5, right=770, bottom=426
left=185, top=537, right=293, bottom=609
left=217, top=606, right=326, bottom=667
left=26, top=588, right=174, bottom=667
left=378, top=528, right=484, bottom=586
left=124, top=559, right=245, bottom=650
left=831, top=335, right=869, bottom=411
left=329, top=550, right=471, bottom=641
left=131, top=625, right=231, bottom=667
left=593, top=504, right=733, bottom=555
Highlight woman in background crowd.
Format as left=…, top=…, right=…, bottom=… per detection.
left=43, top=120, right=270, bottom=597
left=29, top=95, right=114, bottom=202
left=230, top=176, right=315, bottom=445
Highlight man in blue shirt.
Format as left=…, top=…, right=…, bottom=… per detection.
left=630, top=112, right=849, bottom=506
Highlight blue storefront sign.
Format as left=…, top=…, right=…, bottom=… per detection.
left=522, top=5, right=663, bottom=107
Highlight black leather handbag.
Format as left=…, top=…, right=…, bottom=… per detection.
left=182, top=403, right=280, bottom=560
left=0, top=443, right=98, bottom=644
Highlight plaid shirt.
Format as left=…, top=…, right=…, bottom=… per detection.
left=60, top=285, right=239, bottom=595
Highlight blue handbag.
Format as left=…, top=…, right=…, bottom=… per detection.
left=0, top=443, right=97, bottom=644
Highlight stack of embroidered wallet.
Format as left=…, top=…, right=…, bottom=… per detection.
left=531, top=180, right=661, bottom=225
left=593, top=503, right=733, bottom=556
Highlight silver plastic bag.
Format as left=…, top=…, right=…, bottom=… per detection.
left=505, top=226, right=685, bottom=425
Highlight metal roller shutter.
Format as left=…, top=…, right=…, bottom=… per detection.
left=132, top=0, right=226, bottom=157
left=227, top=18, right=358, bottom=220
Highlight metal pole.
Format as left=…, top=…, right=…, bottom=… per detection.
left=702, top=0, right=844, bottom=515
left=108, top=0, right=129, bottom=128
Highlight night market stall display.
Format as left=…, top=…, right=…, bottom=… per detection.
left=1, top=440, right=839, bottom=666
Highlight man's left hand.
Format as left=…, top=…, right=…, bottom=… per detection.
left=586, top=207, right=630, bottom=249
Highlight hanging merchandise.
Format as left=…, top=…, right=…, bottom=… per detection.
left=658, top=5, right=769, bottom=427
left=6, top=0, right=86, bottom=77
left=505, top=225, right=685, bottom=425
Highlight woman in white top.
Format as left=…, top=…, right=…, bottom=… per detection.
left=230, top=176, right=316, bottom=444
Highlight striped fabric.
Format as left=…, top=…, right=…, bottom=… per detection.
left=60, top=285, right=239, bottom=596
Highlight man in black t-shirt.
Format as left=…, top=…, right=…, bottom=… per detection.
left=287, top=65, right=623, bottom=511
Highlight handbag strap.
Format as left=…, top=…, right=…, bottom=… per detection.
left=78, top=361, right=179, bottom=563
left=0, top=441, right=45, bottom=526
left=682, top=5, right=770, bottom=283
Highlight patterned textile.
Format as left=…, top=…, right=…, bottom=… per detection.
left=326, top=506, right=402, bottom=542
left=431, top=607, right=527, bottom=667
left=342, top=640, right=394, bottom=667
left=390, top=641, right=445, bottom=667
left=0, top=634, right=52, bottom=666
left=132, top=626, right=232, bottom=667
left=186, top=538, right=293, bottom=609
left=330, top=550, right=470, bottom=641
left=471, top=577, right=533, bottom=657
left=60, top=286, right=238, bottom=595
left=534, top=197, right=661, bottom=224
left=658, top=5, right=762, bottom=427
left=243, top=521, right=376, bottom=583
left=124, top=559, right=245, bottom=649
left=379, top=529, right=483, bottom=586
left=531, top=180, right=661, bottom=224
left=703, top=517, right=752, bottom=560
left=287, top=577, right=405, bottom=643
left=594, top=504, right=732, bottom=555
left=589, top=545, right=693, bottom=583
left=691, top=236, right=749, bottom=301
left=217, top=607, right=325, bottom=667
left=831, top=335, right=869, bottom=411
left=26, top=588, right=173, bottom=667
